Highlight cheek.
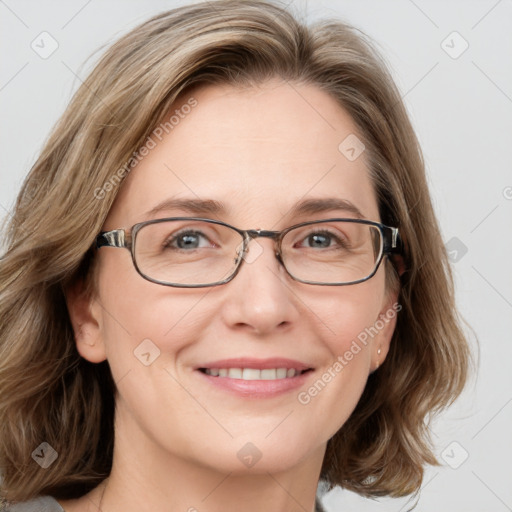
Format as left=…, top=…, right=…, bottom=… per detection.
left=296, top=276, right=386, bottom=433
left=97, top=251, right=210, bottom=375
left=314, top=272, right=386, bottom=356
left=96, top=261, right=214, bottom=439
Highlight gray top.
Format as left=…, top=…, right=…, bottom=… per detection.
left=4, top=494, right=326, bottom=511
left=315, top=496, right=327, bottom=512
left=3, top=496, right=64, bottom=511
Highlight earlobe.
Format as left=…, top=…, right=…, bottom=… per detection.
left=371, top=292, right=400, bottom=372
left=64, top=278, right=107, bottom=363
left=374, top=347, right=382, bottom=370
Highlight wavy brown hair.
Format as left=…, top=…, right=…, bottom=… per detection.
left=0, top=0, right=471, bottom=505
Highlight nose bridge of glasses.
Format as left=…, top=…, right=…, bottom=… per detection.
left=245, top=229, right=279, bottom=239
left=244, top=229, right=281, bottom=254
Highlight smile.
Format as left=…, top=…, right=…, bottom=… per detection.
left=199, top=368, right=312, bottom=379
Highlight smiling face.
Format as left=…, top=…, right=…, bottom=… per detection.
left=68, top=79, right=398, bottom=478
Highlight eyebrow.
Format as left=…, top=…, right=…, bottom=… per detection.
left=143, top=197, right=365, bottom=220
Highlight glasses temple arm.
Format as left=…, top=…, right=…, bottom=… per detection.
left=96, top=229, right=127, bottom=249
left=382, top=226, right=407, bottom=277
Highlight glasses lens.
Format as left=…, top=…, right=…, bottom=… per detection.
left=281, top=221, right=383, bottom=284
left=134, top=220, right=244, bottom=286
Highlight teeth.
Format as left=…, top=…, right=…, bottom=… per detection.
left=203, top=367, right=302, bottom=379
left=243, top=368, right=262, bottom=380
left=228, top=368, right=242, bottom=379
left=260, top=369, right=277, bottom=379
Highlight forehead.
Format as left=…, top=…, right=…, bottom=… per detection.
left=105, top=80, right=379, bottom=229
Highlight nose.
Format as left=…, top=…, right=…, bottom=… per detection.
left=219, top=237, right=300, bottom=335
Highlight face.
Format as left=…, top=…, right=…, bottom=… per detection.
left=69, top=79, right=397, bottom=476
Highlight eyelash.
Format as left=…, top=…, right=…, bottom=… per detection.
left=163, top=227, right=350, bottom=251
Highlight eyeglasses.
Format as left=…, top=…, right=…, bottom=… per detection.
left=95, top=217, right=402, bottom=288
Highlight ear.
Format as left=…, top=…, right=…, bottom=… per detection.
left=64, top=278, right=107, bottom=363
left=371, top=287, right=400, bottom=373
left=389, top=253, right=406, bottom=277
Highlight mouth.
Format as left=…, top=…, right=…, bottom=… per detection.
left=193, top=357, right=315, bottom=397
left=195, top=366, right=314, bottom=398
left=198, top=367, right=314, bottom=380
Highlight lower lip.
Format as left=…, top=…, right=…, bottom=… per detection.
left=195, top=369, right=314, bottom=398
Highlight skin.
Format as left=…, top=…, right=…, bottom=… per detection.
left=62, top=79, right=398, bottom=512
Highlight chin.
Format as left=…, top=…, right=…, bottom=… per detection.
left=189, top=436, right=318, bottom=475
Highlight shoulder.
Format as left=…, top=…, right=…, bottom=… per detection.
left=315, top=496, right=327, bottom=512
left=2, top=495, right=64, bottom=512
left=315, top=478, right=329, bottom=512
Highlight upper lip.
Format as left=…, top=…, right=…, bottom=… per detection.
left=196, top=358, right=314, bottom=371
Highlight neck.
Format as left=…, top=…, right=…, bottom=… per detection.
left=97, top=403, right=326, bottom=512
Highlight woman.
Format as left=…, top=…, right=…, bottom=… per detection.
left=0, top=1, right=471, bottom=510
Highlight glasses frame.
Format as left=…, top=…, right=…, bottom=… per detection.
left=95, top=216, right=402, bottom=288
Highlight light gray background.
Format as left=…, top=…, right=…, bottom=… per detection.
left=1, top=1, right=511, bottom=511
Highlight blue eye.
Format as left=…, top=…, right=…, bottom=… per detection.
left=305, top=232, right=332, bottom=248
left=296, top=229, right=350, bottom=250
left=164, top=230, right=212, bottom=250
